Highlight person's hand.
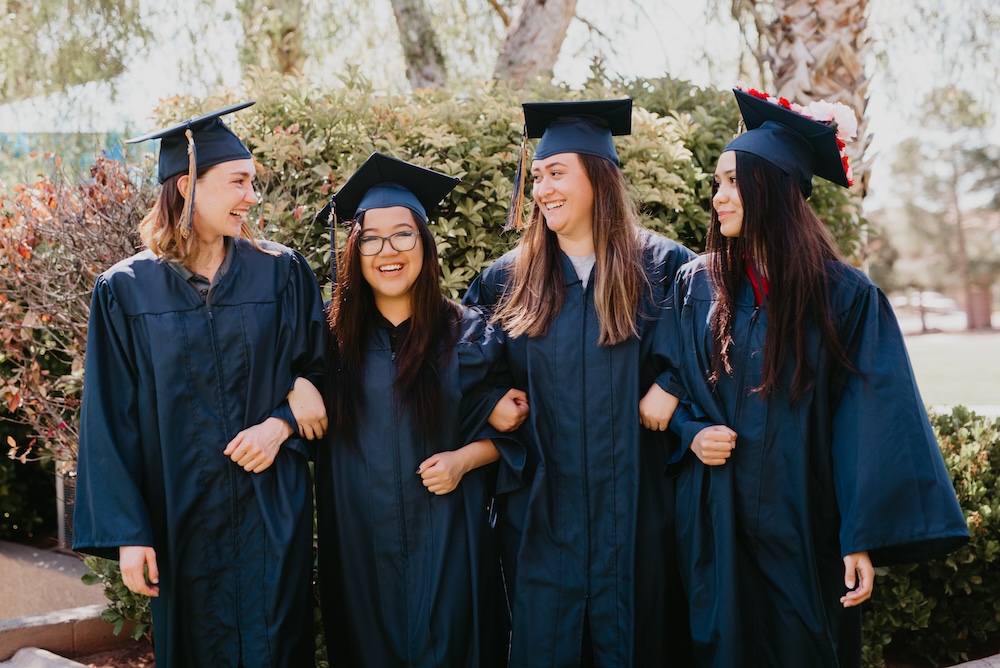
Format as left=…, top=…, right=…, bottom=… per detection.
left=119, top=545, right=159, bottom=597
left=639, top=384, right=679, bottom=431
left=840, top=551, right=874, bottom=608
left=224, top=417, right=293, bottom=473
left=287, top=377, right=328, bottom=440
left=418, top=449, right=470, bottom=495
left=488, top=388, right=530, bottom=432
left=690, top=425, right=737, bottom=465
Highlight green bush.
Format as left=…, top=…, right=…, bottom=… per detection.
left=81, top=555, right=152, bottom=642
left=863, top=407, right=1000, bottom=667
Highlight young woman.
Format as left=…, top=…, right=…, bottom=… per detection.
left=463, top=100, right=696, bottom=667
left=660, top=87, right=970, bottom=667
left=315, top=152, right=522, bottom=668
left=73, top=102, right=328, bottom=667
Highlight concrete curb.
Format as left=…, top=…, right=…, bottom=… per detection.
left=0, top=605, right=135, bottom=662
left=0, top=648, right=87, bottom=667
left=952, top=657, right=1000, bottom=668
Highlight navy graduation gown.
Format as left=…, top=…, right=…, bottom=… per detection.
left=661, top=257, right=970, bottom=668
left=73, top=239, right=326, bottom=668
left=315, top=304, right=509, bottom=668
left=463, top=231, right=696, bottom=667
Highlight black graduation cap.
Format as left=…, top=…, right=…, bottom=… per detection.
left=125, top=101, right=255, bottom=184
left=523, top=99, right=632, bottom=166
left=315, top=152, right=460, bottom=226
left=724, top=89, right=850, bottom=197
left=503, top=99, right=632, bottom=231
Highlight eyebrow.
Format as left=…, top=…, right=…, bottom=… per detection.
left=360, top=222, right=418, bottom=234
left=531, top=161, right=568, bottom=173
left=714, top=169, right=736, bottom=178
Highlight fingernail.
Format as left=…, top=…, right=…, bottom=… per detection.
left=415, top=468, right=421, bottom=474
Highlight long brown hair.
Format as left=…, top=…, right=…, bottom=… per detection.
left=138, top=167, right=270, bottom=264
left=326, top=210, right=459, bottom=442
left=707, top=151, right=856, bottom=401
left=492, top=153, right=646, bottom=346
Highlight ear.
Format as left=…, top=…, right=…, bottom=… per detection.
left=176, top=174, right=191, bottom=201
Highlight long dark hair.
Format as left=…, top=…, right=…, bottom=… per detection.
left=707, top=152, right=856, bottom=402
left=492, top=153, right=646, bottom=345
left=326, top=209, right=459, bottom=442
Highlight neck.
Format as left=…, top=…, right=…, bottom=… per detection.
left=186, top=237, right=226, bottom=280
left=556, top=230, right=595, bottom=257
left=375, top=296, right=412, bottom=327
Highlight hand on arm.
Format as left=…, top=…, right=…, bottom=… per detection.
left=119, top=545, right=159, bottom=597
left=690, top=425, right=738, bottom=466
left=488, top=388, right=530, bottom=432
left=639, top=383, right=680, bottom=431
left=287, top=376, right=328, bottom=440
left=417, top=439, right=500, bottom=495
left=223, top=417, right=294, bottom=473
left=841, top=551, right=874, bottom=607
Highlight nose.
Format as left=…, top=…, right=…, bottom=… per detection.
left=377, top=238, right=399, bottom=256
left=713, top=187, right=727, bottom=207
left=246, top=187, right=260, bottom=205
left=534, top=176, right=552, bottom=198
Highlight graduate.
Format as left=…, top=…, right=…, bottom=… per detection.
left=72, top=102, right=328, bottom=667
left=659, top=87, right=971, bottom=667
left=463, top=100, right=696, bottom=667
left=315, top=153, right=521, bottom=668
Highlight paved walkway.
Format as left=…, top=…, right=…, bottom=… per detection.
left=0, top=542, right=105, bottom=620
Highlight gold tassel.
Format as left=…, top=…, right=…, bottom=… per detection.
left=178, top=127, right=197, bottom=239
left=505, top=123, right=528, bottom=231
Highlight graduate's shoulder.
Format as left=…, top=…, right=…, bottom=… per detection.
left=453, top=301, right=500, bottom=345
left=824, top=260, right=882, bottom=314
left=97, top=249, right=165, bottom=288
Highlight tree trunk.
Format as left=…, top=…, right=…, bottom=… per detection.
left=765, top=0, right=872, bottom=198
left=238, top=0, right=307, bottom=75
left=389, top=0, right=448, bottom=89
left=492, top=0, right=578, bottom=84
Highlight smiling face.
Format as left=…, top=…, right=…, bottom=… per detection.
left=179, top=159, right=258, bottom=243
left=358, top=206, right=424, bottom=318
left=713, top=151, right=744, bottom=238
left=531, top=152, right=595, bottom=246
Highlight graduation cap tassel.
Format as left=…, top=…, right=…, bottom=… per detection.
left=505, top=124, right=528, bottom=231
left=178, top=127, right=198, bottom=239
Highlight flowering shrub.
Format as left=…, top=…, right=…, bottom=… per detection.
left=0, top=156, right=150, bottom=466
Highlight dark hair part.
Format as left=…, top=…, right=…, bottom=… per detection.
left=492, top=153, right=646, bottom=345
left=326, top=209, right=459, bottom=443
left=707, top=151, right=856, bottom=401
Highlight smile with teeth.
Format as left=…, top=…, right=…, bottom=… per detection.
left=545, top=201, right=565, bottom=211
left=378, top=263, right=404, bottom=273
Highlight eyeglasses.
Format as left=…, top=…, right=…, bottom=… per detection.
left=358, top=230, right=421, bottom=256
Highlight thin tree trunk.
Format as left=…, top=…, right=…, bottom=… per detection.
left=492, top=0, right=577, bottom=84
left=389, top=0, right=448, bottom=89
left=239, top=0, right=307, bottom=75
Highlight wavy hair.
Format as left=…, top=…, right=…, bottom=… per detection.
left=492, top=153, right=646, bottom=346
left=326, top=209, right=459, bottom=443
left=707, top=152, right=856, bottom=401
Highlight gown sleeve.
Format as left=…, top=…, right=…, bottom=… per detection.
left=72, top=277, right=153, bottom=559
left=456, top=306, right=526, bottom=495
left=830, top=281, right=969, bottom=565
left=651, top=264, right=724, bottom=467
left=266, top=250, right=327, bottom=456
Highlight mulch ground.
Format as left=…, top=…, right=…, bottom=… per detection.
left=72, top=638, right=154, bottom=668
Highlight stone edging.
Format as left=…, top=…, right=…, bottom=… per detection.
left=0, top=605, right=136, bottom=662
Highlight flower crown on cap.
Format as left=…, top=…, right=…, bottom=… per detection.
left=735, top=82, right=857, bottom=187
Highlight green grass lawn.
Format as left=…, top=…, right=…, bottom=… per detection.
left=902, top=331, right=1000, bottom=409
